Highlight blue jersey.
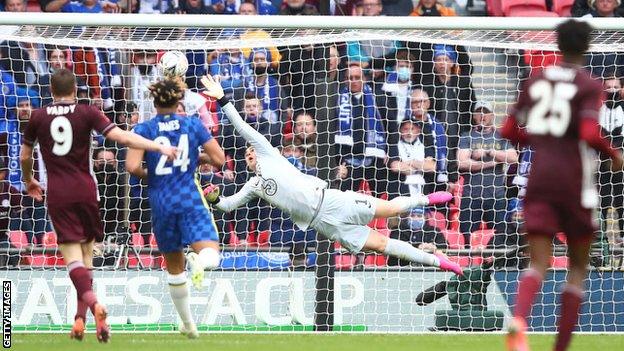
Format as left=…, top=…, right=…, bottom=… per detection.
left=133, top=113, right=211, bottom=214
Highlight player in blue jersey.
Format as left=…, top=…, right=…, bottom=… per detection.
left=126, top=76, right=225, bottom=339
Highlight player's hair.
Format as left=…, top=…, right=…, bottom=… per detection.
left=556, top=19, right=593, bottom=58
left=148, top=76, right=187, bottom=109
left=50, top=69, right=76, bottom=97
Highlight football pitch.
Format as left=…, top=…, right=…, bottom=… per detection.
left=12, top=333, right=624, bottom=351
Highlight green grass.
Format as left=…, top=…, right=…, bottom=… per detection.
left=10, top=333, right=624, bottom=351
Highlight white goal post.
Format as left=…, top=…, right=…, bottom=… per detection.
left=0, top=13, right=623, bottom=333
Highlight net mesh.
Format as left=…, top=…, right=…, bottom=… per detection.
left=1, top=23, right=623, bottom=333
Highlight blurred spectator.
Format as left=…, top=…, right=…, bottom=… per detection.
left=380, top=50, right=413, bottom=124
left=402, top=89, right=449, bottom=192
left=72, top=46, right=121, bottom=111
left=48, top=47, right=71, bottom=73
left=57, top=0, right=120, bottom=13
left=235, top=48, right=286, bottom=123
left=573, top=0, right=624, bottom=16
left=130, top=50, right=159, bottom=122
left=170, top=0, right=229, bottom=13
left=0, top=41, right=52, bottom=102
left=0, top=158, right=22, bottom=266
left=239, top=2, right=282, bottom=70
left=421, top=44, right=474, bottom=155
left=388, top=116, right=436, bottom=197
left=381, top=0, right=413, bottom=15
left=209, top=49, right=246, bottom=100
left=138, top=0, right=175, bottom=13
left=3, top=0, right=26, bottom=11
left=410, top=0, right=456, bottom=15
left=457, top=101, right=517, bottom=247
left=581, top=0, right=622, bottom=16
left=598, top=75, right=624, bottom=242
left=279, top=43, right=327, bottom=110
left=335, top=64, right=388, bottom=196
left=578, top=0, right=624, bottom=77
left=279, top=0, right=318, bottom=14
left=292, top=111, right=318, bottom=170
left=0, top=98, right=50, bottom=246
left=94, top=149, right=125, bottom=236
left=347, top=0, right=400, bottom=70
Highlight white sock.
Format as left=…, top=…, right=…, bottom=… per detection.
left=197, top=247, right=220, bottom=270
left=167, top=272, right=193, bottom=326
left=383, top=238, right=440, bottom=267
left=389, top=195, right=429, bottom=213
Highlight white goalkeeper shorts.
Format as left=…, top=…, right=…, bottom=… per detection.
left=310, top=189, right=377, bottom=252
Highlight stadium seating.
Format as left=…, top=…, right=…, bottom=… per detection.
left=441, top=229, right=465, bottom=250
left=427, top=211, right=447, bottom=231
left=551, top=0, right=574, bottom=16
left=486, top=0, right=505, bottom=16
left=9, top=231, right=29, bottom=248
left=501, top=0, right=557, bottom=16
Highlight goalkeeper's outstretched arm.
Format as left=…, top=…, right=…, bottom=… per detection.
left=204, top=181, right=259, bottom=213
left=200, top=75, right=276, bottom=158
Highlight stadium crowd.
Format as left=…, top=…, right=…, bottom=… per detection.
left=0, top=0, right=623, bottom=268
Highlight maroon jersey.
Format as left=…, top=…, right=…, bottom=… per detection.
left=22, top=103, right=115, bottom=205
left=509, top=63, right=603, bottom=209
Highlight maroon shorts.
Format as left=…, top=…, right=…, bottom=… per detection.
left=523, top=197, right=595, bottom=245
left=48, top=201, right=104, bottom=244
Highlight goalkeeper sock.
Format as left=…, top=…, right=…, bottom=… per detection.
left=74, top=269, right=93, bottom=321
left=197, top=247, right=220, bottom=270
left=383, top=239, right=439, bottom=267
left=554, top=285, right=584, bottom=351
left=513, top=268, right=543, bottom=320
left=68, top=261, right=98, bottom=314
left=168, top=272, right=193, bottom=327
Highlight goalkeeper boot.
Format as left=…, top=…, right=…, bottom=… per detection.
left=69, top=317, right=85, bottom=341
left=506, top=316, right=529, bottom=351
left=179, top=322, right=199, bottom=339
left=434, top=252, right=464, bottom=276
left=426, top=191, right=453, bottom=206
left=186, top=252, right=205, bottom=290
left=94, top=303, right=110, bottom=343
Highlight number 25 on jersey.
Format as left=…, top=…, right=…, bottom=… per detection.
left=155, top=134, right=190, bottom=175
left=527, top=81, right=578, bottom=137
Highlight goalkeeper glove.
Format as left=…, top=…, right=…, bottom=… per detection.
left=203, top=183, right=221, bottom=204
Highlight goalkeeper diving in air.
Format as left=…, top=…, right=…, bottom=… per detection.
left=201, top=75, right=462, bottom=275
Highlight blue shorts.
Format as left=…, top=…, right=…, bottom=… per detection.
left=152, top=207, right=219, bottom=253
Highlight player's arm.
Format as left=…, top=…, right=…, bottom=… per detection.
left=199, top=139, right=226, bottom=169
left=489, top=147, right=518, bottom=164
left=203, top=180, right=258, bottom=213
left=105, top=127, right=177, bottom=160
left=200, top=75, right=275, bottom=157
left=501, top=80, right=530, bottom=145
left=126, top=148, right=148, bottom=180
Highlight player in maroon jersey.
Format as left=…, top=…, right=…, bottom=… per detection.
left=501, top=20, right=624, bottom=351
left=19, top=69, right=177, bottom=343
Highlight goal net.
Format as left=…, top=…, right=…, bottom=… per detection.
left=1, top=14, right=623, bottom=333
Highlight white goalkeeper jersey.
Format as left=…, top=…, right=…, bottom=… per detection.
left=215, top=102, right=327, bottom=230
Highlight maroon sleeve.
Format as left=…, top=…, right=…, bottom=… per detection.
left=88, top=106, right=115, bottom=136
left=22, top=110, right=39, bottom=147
left=501, top=115, right=528, bottom=146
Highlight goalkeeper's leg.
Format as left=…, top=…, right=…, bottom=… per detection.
left=361, top=229, right=463, bottom=276
left=373, top=191, right=453, bottom=218
left=164, top=252, right=198, bottom=339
